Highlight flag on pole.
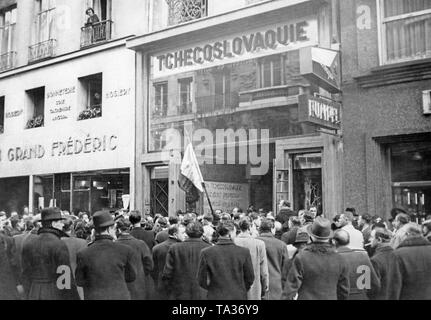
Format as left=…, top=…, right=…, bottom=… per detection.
left=178, top=143, right=204, bottom=195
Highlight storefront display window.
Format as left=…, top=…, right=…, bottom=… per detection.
left=391, top=141, right=431, bottom=221
left=33, top=170, right=130, bottom=215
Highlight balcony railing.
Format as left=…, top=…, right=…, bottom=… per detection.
left=78, top=105, right=102, bottom=121
left=81, top=20, right=113, bottom=48
left=177, top=102, right=193, bottom=115
left=196, top=93, right=239, bottom=114
left=28, top=39, right=57, bottom=63
left=166, top=0, right=208, bottom=26
left=0, top=51, right=17, bottom=72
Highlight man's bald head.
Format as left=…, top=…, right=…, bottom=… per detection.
left=333, top=229, right=350, bottom=247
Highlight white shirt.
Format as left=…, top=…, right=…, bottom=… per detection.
left=342, top=224, right=364, bottom=249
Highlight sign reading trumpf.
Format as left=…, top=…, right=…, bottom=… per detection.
left=298, top=94, right=341, bottom=130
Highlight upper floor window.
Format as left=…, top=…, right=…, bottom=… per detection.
left=81, top=0, right=113, bottom=48
left=0, top=96, right=4, bottom=134
left=29, top=0, right=56, bottom=63
left=259, top=54, right=285, bottom=88
left=178, top=77, right=193, bottom=115
left=166, top=0, right=208, bottom=26
left=78, top=73, right=103, bottom=121
left=26, top=87, right=45, bottom=129
left=0, top=6, right=17, bottom=72
left=153, top=82, right=168, bottom=117
left=379, top=0, right=431, bottom=64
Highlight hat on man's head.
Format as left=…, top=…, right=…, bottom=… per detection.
left=306, top=216, right=333, bottom=241
left=294, top=229, right=310, bottom=244
left=41, top=207, right=64, bottom=222
left=93, top=211, right=115, bottom=229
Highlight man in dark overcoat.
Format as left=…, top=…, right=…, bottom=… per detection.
left=333, top=229, right=380, bottom=300
left=392, top=223, right=431, bottom=300
left=75, top=211, right=137, bottom=300
left=162, top=221, right=210, bottom=300
left=368, top=227, right=401, bottom=300
left=152, top=224, right=186, bottom=299
left=21, top=208, right=79, bottom=300
left=257, top=219, right=289, bottom=300
left=0, top=232, right=20, bottom=300
left=197, top=220, right=255, bottom=300
left=116, top=218, right=153, bottom=300
left=282, top=217, right=350, bottom=300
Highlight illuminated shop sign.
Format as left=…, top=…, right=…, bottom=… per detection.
left=152, top=18, right=318, bottom=78
left=298, top=94, right=341, bottom=130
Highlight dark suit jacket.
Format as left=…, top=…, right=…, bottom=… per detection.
left=162, top=238, right=211, bottom=300
left=197, top=238, right=255, bottom=300
left=116, top=233, right=153, bottom=300
left=0, top=233, right=19, bottom=300
left=131, top=227, right=155, bottom=250
left=369, top=245, right=400, bottom=300
left=75, top=235, right=137, bottom=300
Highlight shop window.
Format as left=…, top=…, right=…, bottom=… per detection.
left=0, top=6, right=17, bottom=72
left=178, top=77, right=193, bottom=115
left=78, top=73, right=103, bottom=120
left=0, top=96, right=4, bottom=134
left=166, top=0, right=208, bottom=26
left=379, top=0, right=431, bottom=64
left=29, top=0, right=56, bottom=63
left=259, top=55, right=284, bottom=88
left=81, top=0, right=113, bottom=48
left=25, top=87, right=45, bottom=129
left=391, top=141, right=431, bottom=221
left=153, top=82, right=168, bottom=117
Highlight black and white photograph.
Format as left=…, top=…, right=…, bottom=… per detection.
left=0, top=0, right=431, bottom=307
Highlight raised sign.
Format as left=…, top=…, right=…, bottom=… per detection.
left=298, top=94, right=341, bottom=130
left=153, top=18, right=318, bottom=78
left=203, top=181, right=249, bottom=214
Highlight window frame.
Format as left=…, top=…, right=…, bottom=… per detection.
left=153, top=81, right=168, bottom=117
left=0, top=6, right=17, bottom=54
left=0, top=96, right=5, bottom=134
left=259, top=54, right=285, bottom=88
left=25, top=86, right=45, bottom=129
left=378, top=0, right=431, bottom=65
left=178, top=77, right=193, bottom=111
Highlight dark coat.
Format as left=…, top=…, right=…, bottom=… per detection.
left=155, top=230, right=169, bottom=244
left=162, top=238, right=211, bottom=300
left=369, top=245, right=401, bottom=300
left=197, top=238, right=255, bottom=300
left=0, top=233, right=20, bottom=300
left=257, top=233, right=289, bottom=300
left=152, top=237, right=182, bottom=298
left=283, top=243, right=350, bottom=300
left=75, top=235, right=137, bottom=300
left=393, top=236, right=431, bottom=300
left=281, top=227, right=299, bottom=245
left=131, top=227, right=155, bottom=250
left=21, top=228, right=79, bottom=300
left=116, top=233, right=154, bottom=300
left=337, top=247, right=380, bottom=300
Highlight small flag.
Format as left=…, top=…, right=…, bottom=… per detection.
left=179, top=143, right=204, bottom=195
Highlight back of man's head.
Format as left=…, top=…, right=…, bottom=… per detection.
left=333, top=229, right=350, bottom=247
left=129, top=211, right=142, bottom=225
left=217, top=220, right=236, bottom=237
left=396, top=213, right=411, bottom=226
left=168, top=225, right=180, bottom=236
left=373, top=227, right=392, bottom=243
left=238, top=218, right=251, bottom=232
left=186, top=221, right=204, bottom=239
left=343, top=211, right=354, bottom=223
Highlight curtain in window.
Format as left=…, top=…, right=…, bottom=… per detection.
left=0, top=8, right=16, bottom=54
left=35, top=0, right=56, bottom=43
left=384, top=0, right=431, bottom=62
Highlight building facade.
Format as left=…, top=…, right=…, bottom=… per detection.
left=341, top=0, right=431, bottom=221
left=0, top=0, right=150, bottom=215
left=128, top=0, right=344, bottom=218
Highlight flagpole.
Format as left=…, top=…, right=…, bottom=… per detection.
left=202, top=182, right=214, bottom=216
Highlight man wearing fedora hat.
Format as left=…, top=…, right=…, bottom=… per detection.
left=282, top=216, right=350, bottom=300
left=21, top=207, right=79, bottom=300
left=75, top=211, right=138, bottom=300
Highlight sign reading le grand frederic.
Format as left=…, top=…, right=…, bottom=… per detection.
left=153, top=18, right=318, bottom=78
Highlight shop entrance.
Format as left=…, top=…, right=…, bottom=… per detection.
left=150, top=166, right=169, bottom=216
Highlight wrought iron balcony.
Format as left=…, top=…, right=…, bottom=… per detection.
left=0, top=51, right=17, bottom=72
left=81, top=20, right=113, bottom=48
left=166, top=0, right=208, bottom=26
left=28, top=39, right=57, bottom=63
left=196, top=93, right=239, bottom=115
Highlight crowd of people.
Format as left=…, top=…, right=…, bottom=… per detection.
left=1, top=202, right=431, bottom=300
